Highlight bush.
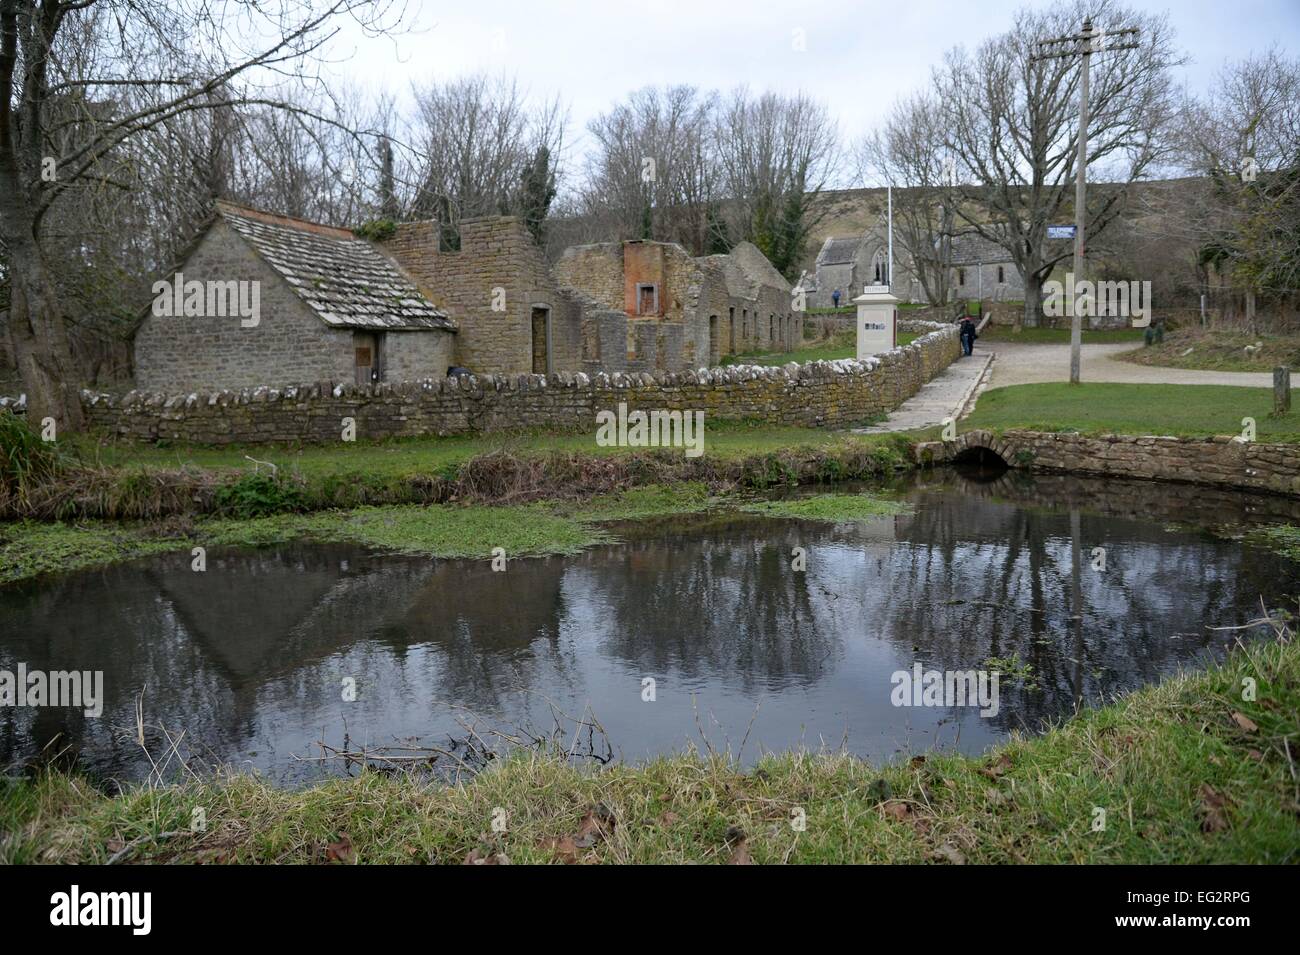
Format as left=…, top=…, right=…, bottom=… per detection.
left=353, top=219, right=398, bottom=241
left=212, top=471, right=307, bottom=518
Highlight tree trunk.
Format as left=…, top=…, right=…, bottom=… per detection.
left=1023, top=272, right=1044, bottom=328
left=6, top=236, right=85, bottom=432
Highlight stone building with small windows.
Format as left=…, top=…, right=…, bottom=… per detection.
left=133, top=202, right=458, bottom=393
left=798, top=225, right=1023, bottom=308
left=132, top=201, right=796, bottom=392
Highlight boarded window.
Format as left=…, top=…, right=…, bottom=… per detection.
left=636, top=283, right=658, bottom=315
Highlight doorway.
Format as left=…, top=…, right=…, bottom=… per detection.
left=354, top=331, right=381, bottom=386
left=531, top=306, right=551, bottom=375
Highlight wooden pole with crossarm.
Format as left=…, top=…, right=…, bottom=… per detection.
left=1032, top=18, right=1140, bottom=384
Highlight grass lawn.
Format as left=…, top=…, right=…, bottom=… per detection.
left=953, top=382, right=1300, bottom=441
left=723, top=330, right=919, bottom=367
left=977, top=325, right=1147, bottom=345
left=1118, top=328, right=1300, bottom=373
left=3, top=628, right=1293, bottom=863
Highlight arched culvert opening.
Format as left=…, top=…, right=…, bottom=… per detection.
left=951, top=444, right=1009, bottom=482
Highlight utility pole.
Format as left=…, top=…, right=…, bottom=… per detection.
left=1033, top=18, right=1139, bottom=384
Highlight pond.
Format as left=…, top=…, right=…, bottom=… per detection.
left=2, top=469, right=1298, bottom=786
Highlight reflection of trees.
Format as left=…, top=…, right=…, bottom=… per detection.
left=889, top=478, right=1300, bottom=733
left=3, top=471, right=1298, bottom=782
left=566, top=514, right=836, bottom=691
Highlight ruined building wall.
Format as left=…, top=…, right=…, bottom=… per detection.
left=387, top=216, right=582, bottom=375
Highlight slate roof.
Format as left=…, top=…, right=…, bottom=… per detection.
left=947, top=234, right=1014, bottom=267
left=817, top=236, right=863, bottom=266
left=215, top=201, right=455, bottom=332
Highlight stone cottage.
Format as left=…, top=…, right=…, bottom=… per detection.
left=134, top=201, right=457, bottom=393
left=134, top=201, right=797, bottom=391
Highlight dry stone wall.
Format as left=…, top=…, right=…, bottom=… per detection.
left=919, top=428, right=1300, bottom=497
left=81, top=323, right=960, bottom=445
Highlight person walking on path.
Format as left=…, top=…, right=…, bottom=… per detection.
left=959, top=315, right=978, bottom=357
left=832, top=288, right=841, bottom=308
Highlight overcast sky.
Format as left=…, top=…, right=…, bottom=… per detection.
left=332, top=0, right=1299, bottom=181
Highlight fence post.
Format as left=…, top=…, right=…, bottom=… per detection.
left=1274, top=366, right=1291, bottom=415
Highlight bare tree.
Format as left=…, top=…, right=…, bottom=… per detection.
left=407, top=73, right=566, bottom=249
left=1175, top=48, right=1300, bottom=325
left=1, top=0, right=408, bottom=427
left=581, top=84, right=717, bottom=254
left=934, top=0, right=1180, bottom=326
left=855, top=91, right=959, bottom=305
left=713, top=87, right=838, bottom=279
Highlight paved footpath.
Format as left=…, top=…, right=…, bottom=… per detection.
left=853, top=340, right=1273, bottom=435
left=853, top=352, right=992, bottom=433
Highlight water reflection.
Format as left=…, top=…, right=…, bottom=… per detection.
left=1, top=471, right=1295, bottom=785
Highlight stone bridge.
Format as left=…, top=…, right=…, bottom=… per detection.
left=915, top=429, right=1300, bottom=498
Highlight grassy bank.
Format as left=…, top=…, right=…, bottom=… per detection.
left=956, top=382, right=1300, bottom=441
left=3, top=629, right=1294, bottom=864
left=0, top=479, right=914, bottom=585
left=1118, top=328, right=1300, bottom=373
left=1, top=413, right=917, bottom=523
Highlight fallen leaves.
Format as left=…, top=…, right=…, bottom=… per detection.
left=880, top=801, right=912, bottom=822
left=979, top=753, right=1013, bottom=780
left=463, top=849, right=509, bottom=865
left=538, top=803, right=617, bottom=864
left=537, top=835, right=581, bottom=864
left=325, top=833, right=354, bottom=864
left=1197, top=785, right=1231, bottom=833
left=932, top=842, right=966, bottom=865
left=724, top=825, right=753, bottom=865
left=1230, top=711, right=1258, bottom=733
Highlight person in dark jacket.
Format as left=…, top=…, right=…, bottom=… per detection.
left=959, top=316, right=978, bottom=356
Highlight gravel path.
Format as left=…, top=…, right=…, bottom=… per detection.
left=986, top=342, right=1275, bottom=388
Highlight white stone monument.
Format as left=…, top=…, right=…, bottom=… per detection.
left=854, top=283, right=899, bottom=359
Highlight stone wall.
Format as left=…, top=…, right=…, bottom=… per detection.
left=383, top=329, right=456, bottom=383
left=134, top=221, right=356, bottom=392
left=918, top=428, right=1300, bottom=497
left=554, top=239, right=795, bottom=373
left=82, top=323, right=960, bottom=445
left=387, top=216, right=583, bottom=376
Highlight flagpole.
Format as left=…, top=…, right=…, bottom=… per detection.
left=887, top=185, right=893, bottom=290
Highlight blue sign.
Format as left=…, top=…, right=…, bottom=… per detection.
left=1047, top=225, right=1077, bottom=239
